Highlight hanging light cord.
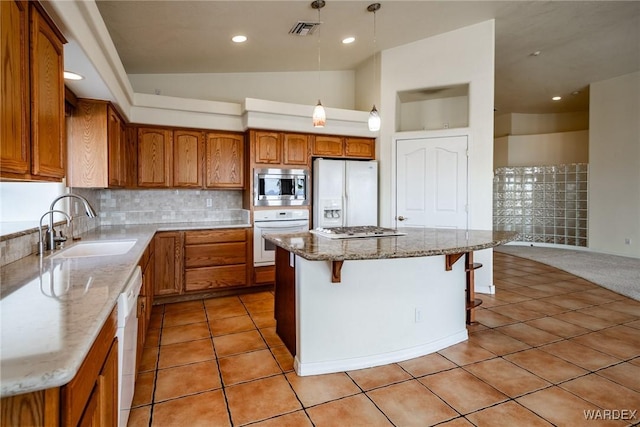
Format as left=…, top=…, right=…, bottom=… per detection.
left=317, top=5, right=321, bottom=98
left=373, top=7, right=377, bottom=92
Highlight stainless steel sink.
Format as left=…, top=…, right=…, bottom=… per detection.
left=51, top=240, right=137, bottom=259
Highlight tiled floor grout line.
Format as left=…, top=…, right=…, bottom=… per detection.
left=203, top=303, right=235, bottom=426
left=146, top=306, right=163, bottom=427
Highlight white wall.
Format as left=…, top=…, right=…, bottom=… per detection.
left=496, top=130, right=589, bottom=167
left=129, top=71, right=356, bottom=110
left=494, top=114, right=511, bottom=138
left=379, top=20, right=495, bottom=291
left=510, top=112, right=589, bottom=135
left=589, top=71, right=640, bottom=258
left=0, top=182, right=66, bottom=227
left=379, top=20, right=495, bottom=229
left=398, top=96, right=469, bottom=132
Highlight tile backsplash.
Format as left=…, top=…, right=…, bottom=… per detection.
left=98, top=189, right=243, bottom=225
left=0, top=188, right=243, bottom=267
left=493, top=164, right=588, bottom=247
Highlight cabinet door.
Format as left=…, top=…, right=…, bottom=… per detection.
left=205, top=133, right=244, bottom=189
left=97, top=339, right=118, bottom=427
left=345, top=137, right=375, bottom=159
left=77, top=385, right=99, bottom=427
left=138, top=127, right=172, bottom=187
left=283, top=133, right=309, bottom=166
left=0, top=0, right=30, bottom=177
left=312, top=135, right=344, bottom=157
left=254, top=131, right=281, bottom=164
left=30, top=4, right=66, bottom=180
left=173, top=130, right=204, bottom=187
left=154, top=231, right=184, bottom=296
left=67, top=100, right=109, bottom=187
left=107, top=106, right=124, bottom=187
left=124, top=125, right=138, bottom=187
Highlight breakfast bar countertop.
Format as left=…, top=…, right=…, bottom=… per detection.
left=0, top=219, right=250, bottom=398
left=264, top=228, right=519, bottom=261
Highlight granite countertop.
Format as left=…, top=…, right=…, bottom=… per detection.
left=264, top=228, right=519, bottom=261
left=0, top=219, right=250, bottom=398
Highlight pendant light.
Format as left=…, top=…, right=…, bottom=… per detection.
left=312, top=0, right=326, bottom=127
left=367, top=3, right=381, bottom=132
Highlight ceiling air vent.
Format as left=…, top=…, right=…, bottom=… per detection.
left=289, top=21, right=321, bottom=36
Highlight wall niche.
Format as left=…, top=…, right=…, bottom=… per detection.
left=397, top=84, right=469, bottom=132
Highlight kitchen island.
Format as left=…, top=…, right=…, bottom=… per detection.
left=264, top=228, right=517, bottom=376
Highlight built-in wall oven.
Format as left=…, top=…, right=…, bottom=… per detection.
left=254, top=168, right=310, bottom=207
left=253, top=209, right=309, bottom=266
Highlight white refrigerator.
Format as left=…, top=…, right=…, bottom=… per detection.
left=313, top=158, right=378, bottom=228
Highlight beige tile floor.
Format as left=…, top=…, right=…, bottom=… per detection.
left=128, top=252, right=640, bottom=426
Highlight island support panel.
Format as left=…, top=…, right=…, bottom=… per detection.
left=274, top=247, right=296, bottom=356
left=291, top=254, right=468, bottom=376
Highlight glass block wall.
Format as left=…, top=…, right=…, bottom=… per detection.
left=493, top=164, right=588, bottom=247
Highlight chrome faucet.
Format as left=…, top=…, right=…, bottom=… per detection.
left=46, top=193, right=97, bottom=252
left=39, top=210, right=71, bottom=254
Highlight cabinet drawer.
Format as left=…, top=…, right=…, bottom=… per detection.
left=185, top=229, right=246, bottom=245
left=185, top=265, right=247, bottom=291
left=185, top=242, right=246, bottom=268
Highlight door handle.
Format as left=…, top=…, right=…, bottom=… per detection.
left=397, top=216, right=408, bottom=221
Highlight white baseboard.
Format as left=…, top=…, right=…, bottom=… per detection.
left=293, top=330, right=468, bottom=376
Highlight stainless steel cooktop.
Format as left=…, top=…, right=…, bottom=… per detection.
left=311, top=226, right=406, bottom=239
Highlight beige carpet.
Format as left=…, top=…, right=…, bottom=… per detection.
left=495, top=244, right=640, bottom=301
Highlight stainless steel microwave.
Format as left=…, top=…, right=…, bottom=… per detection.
left=254, top=168, right=310, bottom=206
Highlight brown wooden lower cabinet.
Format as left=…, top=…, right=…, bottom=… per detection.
left=153, top=231, right=184, bottom=296
left=137, top=240, right=155, bottom=371
left=60, top=309, right=117, bottom=427
left=0, top=308, right=118, bottom=427
left=254, top=265, right=275, bottom=285
left=184, top=229, right=250, bottom=292
left=153, top=228, right=253, bottom=299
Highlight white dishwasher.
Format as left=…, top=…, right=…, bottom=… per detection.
left=116, top=266, right=142, bottom=427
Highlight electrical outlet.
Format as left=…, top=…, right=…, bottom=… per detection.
left=415, top=307, right=423, bottom=323
left=74, top=201, right=79, bottom=215
left=625, top=238, right=631, bottom=245
left=206, top=198, right=213, bottom=208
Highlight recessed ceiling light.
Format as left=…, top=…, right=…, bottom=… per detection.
left=232, top=35, right=247, bottom=43
left=552, top=96, right=562, bottom=101
left=531, top=51, right=541, bottom=56
left=64, top=71, right=84, bottom=80
left=572, top=91, right=581, bottom=95
left=342, top=37, right=355, bottom=44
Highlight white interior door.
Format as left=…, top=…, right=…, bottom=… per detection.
left=395, top=135, right=468, bottom=229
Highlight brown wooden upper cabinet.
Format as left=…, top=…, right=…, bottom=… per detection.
left=68, top=99, right=130, bottom=188
left=312, top=135, right=375, bottom=160
left=312, top=135, right=344, bottom=157
left=283, top=133, right=310, bottom=166
left=251, top=130, right=310, bottom=167
left=205, top=132, right=245, bottom=189
left=173, top=130, right=204, bottom=188
left=345, top=137, right=375, bottom=159
left=107, top=106, right=126, bottom=187
left=1, top=1, right=66, bottom=181
left=137, top=127, right=173, bottom=187
left=253, top=131, right=281, bottom=164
